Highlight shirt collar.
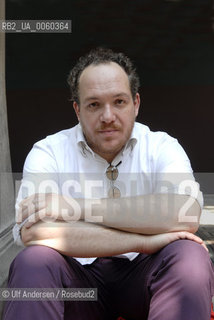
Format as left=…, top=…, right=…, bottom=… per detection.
left=123, top=124, right=138, bottom=154
left=76, top=123, right=95, bottom=157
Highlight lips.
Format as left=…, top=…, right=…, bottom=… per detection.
left=97, top=128, right=119, bottom=137
left=99, top=129, right=117, bottom=132
left=99, top=130, right=118, bottom=134
left=98, top=128, right=119, bottom=132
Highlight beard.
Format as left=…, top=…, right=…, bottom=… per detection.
left=80, top=119, right=135, bottom=162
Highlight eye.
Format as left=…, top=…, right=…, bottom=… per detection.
left=115, top=99, right=125, bottom=106
left=88, top=102, right=99, bottom=108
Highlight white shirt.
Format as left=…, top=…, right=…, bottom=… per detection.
left=13, top=122, right=203, bottom=265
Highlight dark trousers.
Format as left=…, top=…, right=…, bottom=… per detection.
left=3, top=240, right=214, bottom=320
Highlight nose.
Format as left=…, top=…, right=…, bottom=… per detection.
left=100, top=104, right=116, bottom=123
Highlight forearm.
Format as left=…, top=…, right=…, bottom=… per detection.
left=21, top=220, right=206, bottom=257
left=21, top=220, right=145, bottom=257
left=83, top=194, right=201, bottom=234
left=18, top=193, right=201, bottom=237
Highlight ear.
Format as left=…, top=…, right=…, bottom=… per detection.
left=134, top=93, right=140, bottom=117
left=73, top=101, right=80, bottom=121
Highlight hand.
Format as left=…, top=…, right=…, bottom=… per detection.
left=141, top=231, right=208, bottom=254
left=21, top=220, right=60, bottom=245
left=17, top=193, right=82, bottom=228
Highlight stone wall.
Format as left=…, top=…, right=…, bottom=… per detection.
left=0, top=0, right=22, bottom=316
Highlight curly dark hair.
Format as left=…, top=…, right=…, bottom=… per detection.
left=67, top=47, right=140, bottom=104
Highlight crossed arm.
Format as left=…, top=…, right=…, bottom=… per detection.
left=18, top=193, right=206, bottom=256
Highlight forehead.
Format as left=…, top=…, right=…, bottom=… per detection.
left=78, top=62, right=131, bottom=98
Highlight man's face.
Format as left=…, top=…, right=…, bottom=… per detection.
left=73, top=62, right=140, bottom=163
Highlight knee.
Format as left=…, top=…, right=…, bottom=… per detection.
left=169, top=240, right=210, bottom=264
left=13, top=245, right=62, bottom=270
left=8, top=245, right=64, bottom=286
left=163, top=240, right=213, bottom=285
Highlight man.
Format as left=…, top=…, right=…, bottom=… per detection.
left=3, top=48, right=214, bottom=319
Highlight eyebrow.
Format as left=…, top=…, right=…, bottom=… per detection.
left=113, top=93, right=130, bottom=99
left=83, top=97, right=99, bottom=103
left=83, top=92, right=130, bottom=103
